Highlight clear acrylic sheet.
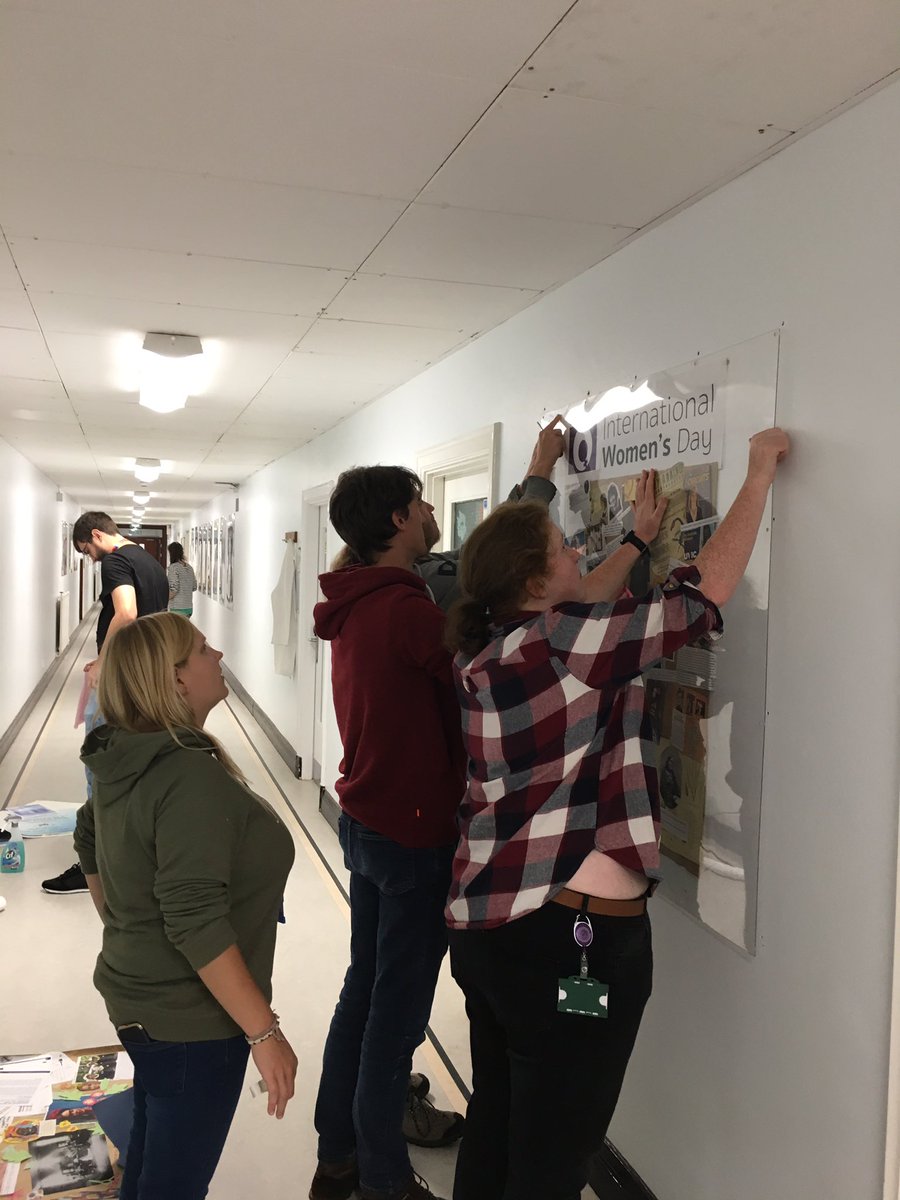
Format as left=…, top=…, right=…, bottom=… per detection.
left=559, top=330, right=779, bottom=953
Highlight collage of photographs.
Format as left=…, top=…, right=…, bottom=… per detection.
left=565, top=454, right=720, bottom=877
left=0, top=1051, right=133, bottom=1197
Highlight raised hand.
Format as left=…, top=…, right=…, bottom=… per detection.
left=630, top=469, right=668, bottom=544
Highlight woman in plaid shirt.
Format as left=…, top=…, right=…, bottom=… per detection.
left=444, top=429, right=789, bottom=1200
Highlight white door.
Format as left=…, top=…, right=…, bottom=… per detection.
left=311, top=502, right=329, bottom=781
left=441, top=471, right=489, bottom=552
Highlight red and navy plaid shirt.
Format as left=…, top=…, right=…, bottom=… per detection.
left=446, top=566, right=722, bottom=929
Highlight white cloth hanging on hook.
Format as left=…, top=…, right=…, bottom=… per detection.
left=271, top=541, right=300, bottom=677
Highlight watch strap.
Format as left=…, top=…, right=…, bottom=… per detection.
left=621, top=530, right=649, bottom=555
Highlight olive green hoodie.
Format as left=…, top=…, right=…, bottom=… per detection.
left=76, top=724, right=294, bottom=1041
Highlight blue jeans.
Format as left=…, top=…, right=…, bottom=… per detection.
left=314, top=813, right=454, bottom=1194
left=119, top=1033, right=250, bottom=1200
left=83, top=686, right=104, bottom=801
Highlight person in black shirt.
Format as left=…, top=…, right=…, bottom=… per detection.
left=42, top=513, right=169, bottom=896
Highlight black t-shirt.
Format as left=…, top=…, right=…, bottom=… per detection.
left=97, top=544, right=170, bottom=651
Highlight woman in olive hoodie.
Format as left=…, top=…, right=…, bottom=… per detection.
left=74, top=612, right=297, bottom=1200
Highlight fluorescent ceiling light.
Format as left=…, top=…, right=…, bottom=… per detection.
left=140, top=332, right=204, bottom=414
left=134, top=457, right=161, bottom=483
left=133, top=490, right=151, bottom=505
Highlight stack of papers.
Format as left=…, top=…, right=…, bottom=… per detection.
left=0, top=1054, right=76, bottom=1123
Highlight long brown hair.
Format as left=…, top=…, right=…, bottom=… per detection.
left=98, top=612, right=246, bottom=783
left=445, top=501, right=552, bottom=657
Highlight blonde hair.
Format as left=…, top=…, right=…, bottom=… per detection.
left=98, top=612, right=246, bottom=783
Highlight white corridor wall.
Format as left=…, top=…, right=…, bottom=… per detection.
left=0, top=437, right=84, bottom=738
left=186, top=79, right=900, bottom=1199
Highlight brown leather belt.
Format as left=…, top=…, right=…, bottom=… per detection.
left=550, top=886, right=649, bottom=917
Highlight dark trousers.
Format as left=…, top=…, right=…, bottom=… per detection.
left=118, top=1033, right=250, bottom=1200
left=449, top=902, right=653, bottom=1200
left=314, top=813, right=454, bottom=1194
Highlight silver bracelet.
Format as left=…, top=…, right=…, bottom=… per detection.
left=245, top=1012, right=283, bottom=1046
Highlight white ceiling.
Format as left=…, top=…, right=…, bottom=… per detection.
left=0, top=0, right=897, bottom=522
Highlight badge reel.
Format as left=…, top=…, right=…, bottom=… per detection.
left=557, top=906, right=609, bottom=1019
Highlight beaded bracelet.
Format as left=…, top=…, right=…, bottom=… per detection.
left=245, top=1012, right=284, bottom=1046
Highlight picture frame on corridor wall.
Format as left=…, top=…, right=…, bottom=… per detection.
left=223, top=516, right=235, bottom=609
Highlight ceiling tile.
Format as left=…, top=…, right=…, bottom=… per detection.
left=11, top=240, right=347, bottom=316
left=0, top=288, right=39, bottom=331
left=256, top=350, right=405, bottom=406
left=0, top=376, right=71, bottom=408
left=0, top=327, right=58, bottom=381
left=422, top=87, right=790, bottom=227
left=0, top=242, right=21, bottom=289
left=0, top=156, right=407, bottom=270
left=1, top=8, right=509, bottom=197
left=362, top=203, right=635, bottom=290
left=0, top=0, right=572, bottom=81
left=513, top=0, right=900, bottom=130
left=296, top=318, right=467, bottom=368
left=326, top=273, right=539, bottom=335
left=29, top=292, right=315, bottom=342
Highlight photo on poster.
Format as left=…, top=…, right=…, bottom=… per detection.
left=75, top=1054, right=117, bottom=1084
left=28, top=1130, right=113, bottom=1194
left=680, top=517, right=719, bottom=562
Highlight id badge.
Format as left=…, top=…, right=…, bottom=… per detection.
left=558, top=976, right=609, bottom=1018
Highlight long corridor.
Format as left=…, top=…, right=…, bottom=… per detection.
left=0, top=614, right=469, bottom=1197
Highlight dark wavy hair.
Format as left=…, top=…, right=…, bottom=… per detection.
left=72, top=511, right=118, bottom=547
left=445, top=501, right=552, bottom=657
left=167, top=541, right=185, bottom=563
left=329, top=465, right=422, bottom=565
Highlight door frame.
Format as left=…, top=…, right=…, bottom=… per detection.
left=297, top=481, right=334, bottom=782
left=884, top=811, right=900, bottom=1200
left=417, top=424, right=500, bottom=538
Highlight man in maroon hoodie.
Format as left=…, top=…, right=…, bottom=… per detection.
left=309, top=429, right=565, bottom=1200
left=309, top=466, right=464, bottom=1200
left=309, top=463, right=468, bottom=1200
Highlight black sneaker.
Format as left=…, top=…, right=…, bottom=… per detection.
left=408, top=1071, right=430, bottom=1100
left=402, top=1093, right=464, bottom=1148
left=41, top=864, right=89, bottom=894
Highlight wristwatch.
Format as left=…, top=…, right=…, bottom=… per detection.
left=621, top=530, right=649, bottom=555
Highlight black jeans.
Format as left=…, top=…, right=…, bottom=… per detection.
left=314, top=813, right=454, bottom=1194
left=118, top=1033, right=249, bottom=1200
left=449, top=901, right=653, bottom=1200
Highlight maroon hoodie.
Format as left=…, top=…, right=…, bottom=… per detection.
left=314, top=565, right=466, bottom=848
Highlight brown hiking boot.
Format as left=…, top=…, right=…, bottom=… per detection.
left=309, top=1156, right=359, bottom=1200
left=401, top=1093, right=464, bottom=1148
left=360, top=1173, right=445, bottom=1200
